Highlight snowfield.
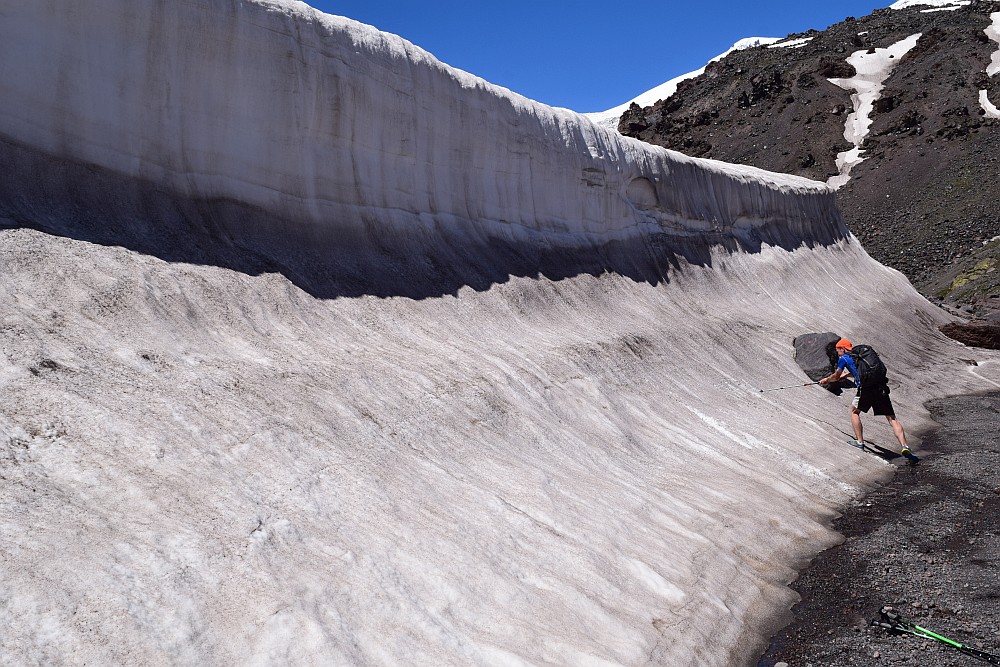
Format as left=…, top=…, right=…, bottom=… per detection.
left=1, top=1, right=997, bottom=665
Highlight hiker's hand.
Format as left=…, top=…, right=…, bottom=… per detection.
left=819, top=377, right=829, bottom=385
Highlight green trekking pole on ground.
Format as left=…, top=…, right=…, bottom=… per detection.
left=758, top=382, right=819, bottom=393
left=871, top=608, right=1000, bottom=665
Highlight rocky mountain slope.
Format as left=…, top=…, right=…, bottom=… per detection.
left=619, top=0, right=1000, bottom=323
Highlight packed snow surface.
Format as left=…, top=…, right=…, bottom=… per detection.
left=1, top=1, right=997, bottom=666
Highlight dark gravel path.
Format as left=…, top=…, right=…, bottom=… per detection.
left=758, top=391, right=1000, bottom=667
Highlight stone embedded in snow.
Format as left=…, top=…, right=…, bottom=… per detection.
left=793, top=332, right=840, bottom=381
left=769, top=37, right=814, bottom=49
left=2, top=2, right=1000, bottom=666
left=793, top=333, right=855, bottom=395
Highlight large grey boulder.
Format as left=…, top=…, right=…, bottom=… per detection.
left=793, top=332, right=840, bottom=381
left=793, top=332, right=854, bottom=394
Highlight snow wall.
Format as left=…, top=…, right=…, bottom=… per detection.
left=0, top=0, right=844, bottom=299
left=1, top=1, right=998, bottom=666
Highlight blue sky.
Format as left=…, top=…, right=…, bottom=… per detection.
left=307, top=1, right=891, bottom=112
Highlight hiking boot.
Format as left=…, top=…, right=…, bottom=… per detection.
left=901, top=446, right=912, bottom=456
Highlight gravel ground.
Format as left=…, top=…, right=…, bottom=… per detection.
left=758, top=391, right=1000, bottom=667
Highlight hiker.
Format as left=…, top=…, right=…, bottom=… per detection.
left=818, top=338, right=913, bottom=457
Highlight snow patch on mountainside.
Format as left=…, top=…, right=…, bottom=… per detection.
left=826, top=33, right=923, bottom=189
left=889, top=0, right=971, bottom=10
left=981, top=12, right=1000, bottom=118
left=583, top=38, right=781, bottom=128
left=988, top=11, right=1000, bottom=76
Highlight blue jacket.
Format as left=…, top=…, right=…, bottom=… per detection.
left=837, top=353, right=860, bottom=388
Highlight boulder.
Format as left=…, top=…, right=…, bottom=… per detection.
left=793, top=332, right=840, bottom=380
left=793, top=331, right=853, bottom=394
left=940, top=320, right=1000, bottom=349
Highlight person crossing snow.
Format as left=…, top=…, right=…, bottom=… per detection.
left=818, top=338, right=916, bottom=461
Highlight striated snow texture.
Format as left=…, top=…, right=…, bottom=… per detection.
left=1, top=1, right=998, bottom=666
left=0, top=1, right=839, bottom=300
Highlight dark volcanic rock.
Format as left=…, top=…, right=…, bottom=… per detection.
left=793, top=331, right=854, bottom=395
left=793, top=332, right=839, bottom=381
left=940, top=319, right=1000, bottom=348
left=618, top=1, right=1000, bottom=319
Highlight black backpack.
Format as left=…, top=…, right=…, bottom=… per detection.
left=850, top=345, right=888, bottom=386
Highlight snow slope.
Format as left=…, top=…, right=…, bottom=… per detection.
left=1, top=1, right=997, bottom=666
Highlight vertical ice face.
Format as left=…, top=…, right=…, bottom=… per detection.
left=582, top=37, right=784, bottom=129
left=0, top=0, right=843, bottom=274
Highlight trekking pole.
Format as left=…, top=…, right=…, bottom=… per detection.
left=871, top=609, right=1000, bottom=665
left=758, top=382, right=819, bottom=393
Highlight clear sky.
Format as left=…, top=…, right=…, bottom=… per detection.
left=306, top=1, right=892, bottom=113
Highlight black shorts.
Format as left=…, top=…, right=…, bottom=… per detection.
left=854, top=384, right=895, bottom=416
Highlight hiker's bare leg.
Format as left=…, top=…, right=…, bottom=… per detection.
left=851, top=407, right=864, bottom=443
left=886, top=415, right=907, bottom=449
